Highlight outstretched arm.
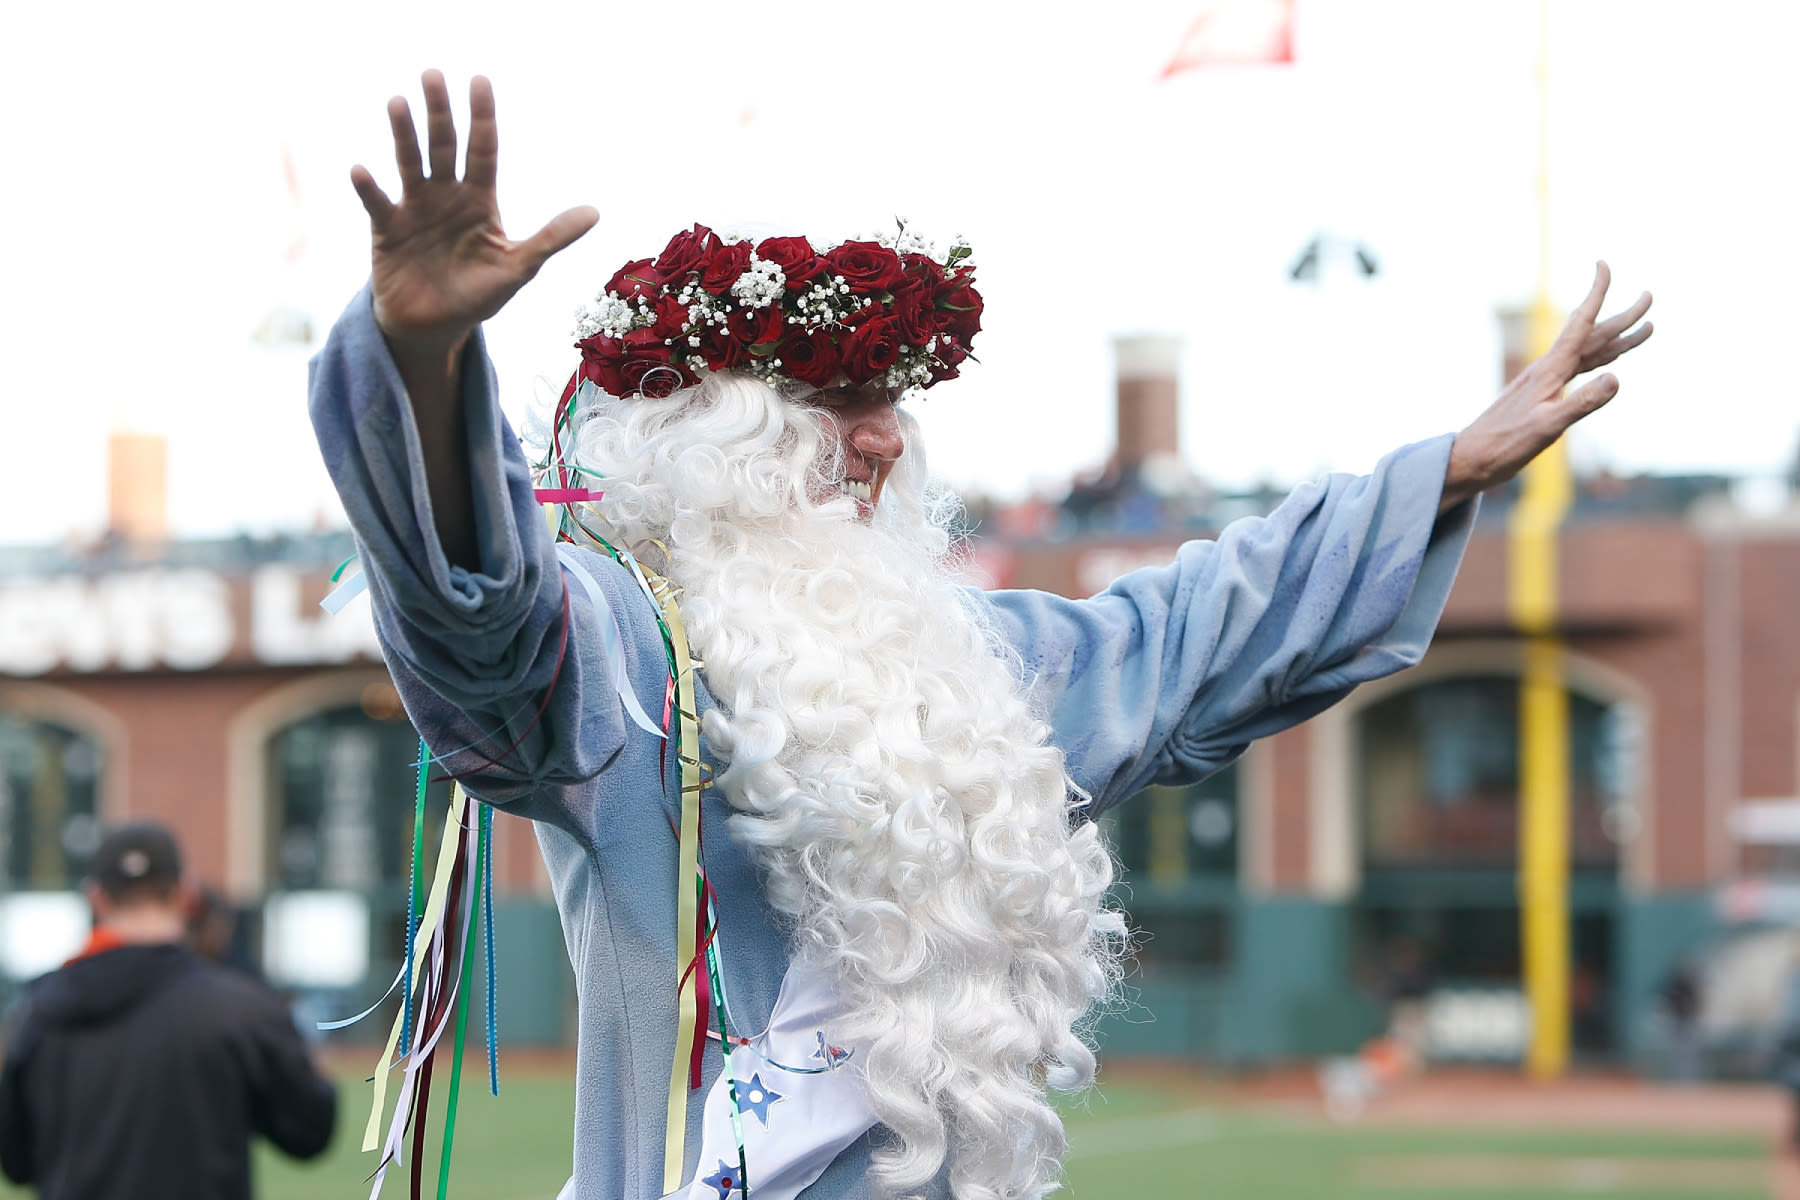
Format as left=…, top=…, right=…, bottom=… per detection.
left=349, top=70, right=597, bottom=568
left=312, top=74, right=651, bottom=818
left=980, top=436, right=1472, bottom=813
left=1442, top=262, right=1653, bottom=512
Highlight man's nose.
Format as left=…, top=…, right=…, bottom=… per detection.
left=849, top=403, right=905, bottom=462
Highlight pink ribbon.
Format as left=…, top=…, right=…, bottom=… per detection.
left=534, top=487, right=605, bottom=504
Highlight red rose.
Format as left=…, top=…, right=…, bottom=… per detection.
left=729, top=305, right=785, bottom=352
left=755, top=236, right=825, bottom=286
left=936, top=281, right=982, bottom=344
left=779, top=328, right=842, bottom=387
left=695, top=322, right=748, bottom=372
left=578, top=334, right=627, bottom=396
left=929, top=264, right=973, bottom=302
left=840, top=301, right=883, bottom=328
left=606, top=258, right=665, bottom=302
left=838, top=315, right=902, bottom=385
left=824, top=241, right=906, bottom=293
left=652, top=223, right=721, bottom=280
left=890, top=285, right=937, bottom=347
left=621, top=327, right=669, bottom=356
left=651, top=293, right=691, bottom=340
left=612, top=330, right=693, bottom=398
left=901, top=251, right=939, bottom=278
left=701, top=241, right=753, bottom=292
left=930, top=339, right=969, bottom=383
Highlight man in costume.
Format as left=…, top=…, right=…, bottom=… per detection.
left=0, top=823, right=337, bottom=1199
left=310, top=72, right=1652, bottom=1200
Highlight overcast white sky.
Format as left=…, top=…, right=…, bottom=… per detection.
left=3, top=0, right=1794, bottom=543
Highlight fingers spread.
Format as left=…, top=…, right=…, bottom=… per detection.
left=422, top=69, right=459, bottom=180
left=349, top=165, right=394, bottom=225
left=388, top=97, right=424, bottom=190
left=1591, top=290, right=1653, bottom=342
left=465, top=75, right=498, bottom=190
left=1550, top=261, right=1614, bottom=358
left=519, top=206, right=600, bottom=273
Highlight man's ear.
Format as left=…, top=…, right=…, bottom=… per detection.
left=84, top=882, right=111, bottom=924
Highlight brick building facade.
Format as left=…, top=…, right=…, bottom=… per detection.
left=1, top=343, right=1796, bottom=1066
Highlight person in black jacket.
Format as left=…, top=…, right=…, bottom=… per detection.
left=0, top=821, right=337, bottom=1199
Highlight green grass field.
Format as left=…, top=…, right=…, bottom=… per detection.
left=1, top=1067, right=1772, bottom=1199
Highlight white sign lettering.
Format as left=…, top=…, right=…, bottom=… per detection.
left=0, top=570, right=234, bottom=675
left=0, top=566, right=381, bottom=675
left=251, top=565, right=384, bottom=665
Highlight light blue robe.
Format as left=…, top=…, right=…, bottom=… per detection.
left=309, top=287, right=1475, bottom=1199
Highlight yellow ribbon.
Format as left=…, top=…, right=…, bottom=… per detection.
left=646, top=568, right=706, bottom=1194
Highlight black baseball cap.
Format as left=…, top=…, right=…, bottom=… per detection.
left=87, top=822, right=183, bottom=897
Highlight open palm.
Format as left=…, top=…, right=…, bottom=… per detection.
left=350, top=71, right=596, bottom=356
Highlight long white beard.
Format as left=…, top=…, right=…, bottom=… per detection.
left=569, top=374, right=1125, bottom=1200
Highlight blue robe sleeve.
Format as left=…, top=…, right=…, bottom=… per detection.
left=308, top=286, right=640, bottom=823
left=975, top=435, right=1476, bottom=816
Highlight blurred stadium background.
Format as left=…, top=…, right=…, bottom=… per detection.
left=4, top=318, right=1800, bottom=1195
left=5, top=323, right=1799, bottom=1078
left=7, top=0, right=1800, bottom=1195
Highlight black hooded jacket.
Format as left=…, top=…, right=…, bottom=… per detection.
left=0, top=943, right=336, bottom=1200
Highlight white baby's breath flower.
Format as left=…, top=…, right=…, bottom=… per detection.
left=729, top=254, right=786, bottom=309
left=572, top=293, right=638, bottom=340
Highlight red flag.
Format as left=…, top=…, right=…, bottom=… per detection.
left=1160, top=0, right=1295, bottom=77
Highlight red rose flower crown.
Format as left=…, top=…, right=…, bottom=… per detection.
left=568, top=222, right=982, bottom=401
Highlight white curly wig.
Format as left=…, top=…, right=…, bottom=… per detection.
left=566, top=370, right=1126, bottom=1200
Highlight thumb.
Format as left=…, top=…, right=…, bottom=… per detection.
left=518, top=205, right=600, bottom=274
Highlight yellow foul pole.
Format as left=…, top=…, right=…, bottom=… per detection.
left=1510, top=0, right=1572, bottom=1081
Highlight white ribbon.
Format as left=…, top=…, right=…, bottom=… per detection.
left=556, top=545, right=665, bottom=739
left=319, top=567, right=369, bottom=614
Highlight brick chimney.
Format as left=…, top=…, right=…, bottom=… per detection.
left=1112, top=334, right=1182, bottom=471
left=107, top=430, right=168, bottom=542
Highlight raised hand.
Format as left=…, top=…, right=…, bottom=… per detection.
left=350, top=71, right=597, bottom=368
left=1442, top=262, right=1654, bottom=509
left=349, top=71, right=595, bottom=569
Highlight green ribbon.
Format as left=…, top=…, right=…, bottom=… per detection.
left=435, top=807, right=487, bottom=1198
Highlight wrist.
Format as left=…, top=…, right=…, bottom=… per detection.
left=381, top=327, right=470, bottom=398
left=386, top=334, right=468, bottom=388
left=1441, top=431, right=1493, bottom=513
left=371, top=303, right=472, bottom=386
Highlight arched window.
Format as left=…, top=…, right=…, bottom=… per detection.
left=1104, top=762, right=1239, bottom=971
left=1359, top=675, right=1630, bottom=869
left=261, top=682, right=455, bottom=1024
left=265, top=684, right=452, bottom=892
left=1353, top=674, right=1636, bottom=1057
left=1109, top=763, right=1240, bottom=882
left=0, top=715, right=104, bottom=889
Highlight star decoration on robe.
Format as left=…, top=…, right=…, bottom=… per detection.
left=701, top=1159, right=741, bottom=1198
left=737, top=1073, right=783, bottom=1126
left=813, top=1031, right=852, bottom=1070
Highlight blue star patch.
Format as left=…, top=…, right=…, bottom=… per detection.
left=701, top=1159, right=741, bottom=1198
left=737, top=1073, right=783, bottom=1126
